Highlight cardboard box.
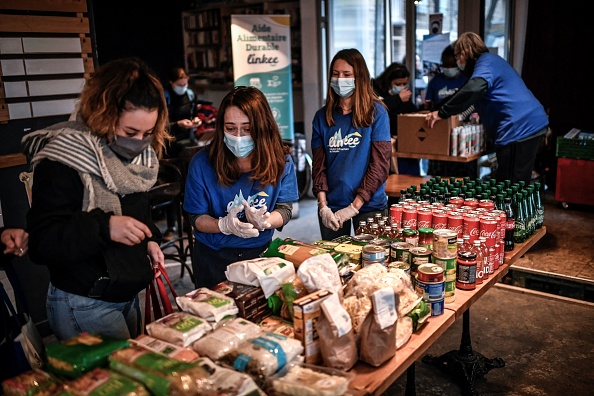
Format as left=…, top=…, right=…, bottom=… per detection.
left=292, top=289, right=331, bottom=364
left=213, top=280, right=268, bottom=319
left=397, top=112, right=461, bottom=155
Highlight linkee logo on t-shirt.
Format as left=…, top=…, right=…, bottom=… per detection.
left=328, top=128, right=361, bottom=153
left=226, top=190, right=269, bottom=218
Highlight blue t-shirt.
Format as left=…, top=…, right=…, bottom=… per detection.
left=472, top=53, right=548, bottom=147
left=183, top=149, right=299, bottom=250
left=425, top=73, right=468, bottom=106
left=311, top=101, right=390, bottom=212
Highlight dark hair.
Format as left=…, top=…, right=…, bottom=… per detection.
left=386, top=63, right=410, bottom=82
left=168, top=67, right=188, bottom=82
left=79, top=57, right=170, bottom=157
left=441, top=44, right=457, bottom=67
left=325, top=48, right=382, bottom=128
left=209, top=86, right=289, bottom=187
left=374, top=62, right=409, bottom=97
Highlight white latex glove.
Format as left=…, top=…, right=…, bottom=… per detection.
left=242, top=199, right=271, bottom=231
left=335, top=204, right=359, bottom=225
left=319, top=205, right=340, bottom=231
left=218, top=204, right=259, bottom=238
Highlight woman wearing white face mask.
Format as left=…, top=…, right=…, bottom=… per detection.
left=312, top=48, right=392, bottom=240
left=163, top=67, right=202, bottom=158
left=184, top=86, right=298, bottom=288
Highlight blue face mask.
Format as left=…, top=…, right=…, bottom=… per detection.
left=224, top=132, right=255, bottom=158
left=390, top=85, right=407, bottom=95
left=330, top=77, right=355, bottom=98
left=442, top=67, right=461, bottom=78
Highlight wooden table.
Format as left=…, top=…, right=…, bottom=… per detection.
left=385, top=174, right=432, bottom=197
left=347, top=226, right=547, bottom=395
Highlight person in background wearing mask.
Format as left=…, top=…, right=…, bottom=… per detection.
left=22, top=57, right=168, bottom=341
left=424, top=44, right=468, bottom=111
left=164, top=67, right=202, bottom=159
left=374, top=63, right=420, bottom=175
left=424, top=44, right=471, bottom=177
left=184, top=86, right=298, bottom=289
left=312, top=48, right=391, bottom=240
left=426, top=32, right=549, bottom=184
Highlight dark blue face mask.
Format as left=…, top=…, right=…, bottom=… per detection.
left=108, top=135, right=152, bottom=160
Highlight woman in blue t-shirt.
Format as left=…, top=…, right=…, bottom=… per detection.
left=184, top=86, right=298, bottom=288
left=426, top=32, right=548, bottom=184
left=312, top=48, right=392, bottom=240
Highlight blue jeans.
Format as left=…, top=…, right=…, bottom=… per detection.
left=46, top=283, right=141, bottom=341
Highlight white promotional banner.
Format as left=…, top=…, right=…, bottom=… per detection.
left=231, top=15, right=294, bottom=141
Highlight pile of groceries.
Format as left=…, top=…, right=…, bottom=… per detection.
left=2, top=176, right=545, bottom=396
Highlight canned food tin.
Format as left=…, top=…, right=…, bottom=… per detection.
left=431, top=255, right=457, bottom=273
left=432, top=229, right=458, bottom=258
left=415, top=276, right=445, bottom=301
left=417, top=263, right=444, bottom=283
left=409, top=246, right=432, bottom=275
left=370, top=238, right=391, bottom=257
left=387, top=260, right=410, bottom=274
left=362, top=244, right=386, bottom=261
left=402, top=206, right=418, bottom=230
left=445, top=280, right=456, bottom=303
left=430, top=298, right=445, bottom=316
left=391, top=241, right=413, bottom=262
left=362, top=258, right=386, bottom=268
left=350, top=233, right=375, bottom=245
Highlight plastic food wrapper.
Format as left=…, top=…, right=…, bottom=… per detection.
left=193, top=318, right=261, bottom=361
left=225, top=257, right=296, bottom=299
left=406, top=299, right=431, bottom=332
left=64, top=367, right=148, bottom=396
left=1, top=369, right=64, bottom=396
left=129, top=334, right=200, bottom=363
left=45, top=333, right=129, bottom=378
left=219, top=333, right=304, bottom=386
left=268, top=362, right=354, bottom=396
left=296, top=253, right=343, bottom=295
left=146, top=312, right=212, bottom=347
left=258, top=316, right=295, bottom=339
left=261, top=238, right=333, bottom=267
left=109, top=347, right=264, bottom=396
left=177, top=288, right=239, bottom=323
left=396, top=316, right=413, bottom=349
left=275, top=276, right=307, bottom=321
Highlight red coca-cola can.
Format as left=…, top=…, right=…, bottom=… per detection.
left=417, top=200, right=431, bottom=207
left=402, top=206, right=418, bottom=230
left=417, top=208, right=433, bottom=229
left=390, top=204, right=403, bottom=229
left=493, top=241, right=500, bottom=271
left=447, top=212, right=464, bottom=239
left=463, top=214, right=481, bottom=243
left=432, top=210, right=448, bottom=230
left=492, top=210, right=506, bottom=240
left=479, top=216, right=498, bottom=246
left=463, top=198, right=479, bottom=208
left=488, top=245, right=496, bottom=273
left=478, top=199, right=495, bottom=210
left=449, top=197, right=464, bottom=208
left=499, top=239, right=505, bottom=268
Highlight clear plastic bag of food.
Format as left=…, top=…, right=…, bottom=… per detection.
left=268, top=362, right=354, bottom=396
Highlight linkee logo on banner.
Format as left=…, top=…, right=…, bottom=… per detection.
left=231, top=15, right=294, bottom=141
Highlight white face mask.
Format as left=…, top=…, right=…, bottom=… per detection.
left=443, top=67, right=461, bottom=78
left=330, top=77, right=355, bottom=98
left=173, top=84, right=188, bottom=96
left=390, top=85, right=407, bottom=95
left=456, top=61, right=466, bottom=71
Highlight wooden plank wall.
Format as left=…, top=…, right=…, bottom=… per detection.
left=0, top=0, right=96, bottom=336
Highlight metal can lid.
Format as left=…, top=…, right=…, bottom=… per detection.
left=403, top=229, right=419, bottom=236
left=457, top=251, right=477, bottom=260
left=418, top=227, right=434, bottom=234
left=409, top=246, right=431, bottom=255
left=352, top=233, right=375, bottom=242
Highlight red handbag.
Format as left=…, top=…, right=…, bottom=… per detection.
left=144, top=261, right=180, bottom=331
